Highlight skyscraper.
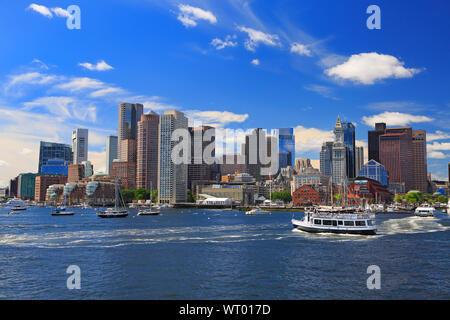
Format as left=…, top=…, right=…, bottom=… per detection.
left=355, top=146, right=364, bottom=177
left=188, top=126, right=216, bottom=190
left=368, top=122, right=386, bottom=163
left=118, top=103, right=143, bottom=159
left=320, top=141, right=333, bottom=176
left=379, top=128, right=414, bottom=192
left=72, top=128, right=88, bottom=164
left=342, top=122, right=355, bottom=179
left=332, top=116, right=347, bottom=185
left=272, top=128, right=295, bottom=170
left=106, top=135, right=118, bottom=176
left=412, top=130, right=427, bottom=192
left=359, top=160, right=388, bottom=186
left=243, top=128, right=273, bottom=181
left=158, top=110, right=188, bottom=204
left=38, top=141, right=73, bottom=173
left=137, top=112, right=160, bottom=190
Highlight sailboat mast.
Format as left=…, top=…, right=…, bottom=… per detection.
left=115, top=178, right=118, bottom=209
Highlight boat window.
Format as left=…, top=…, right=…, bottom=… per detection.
left=332, top=220, right=337, bottom=226
left=338, top=220, right=343, bottom=225
left=323, top=220, right=332, bottom=226
left=367, top=220, right=374, bottom=226
left=355, top=221, right=366, bottom=226
left=344, top=221, right=354, bottom=226
left=314, top=219, right=321, bottom=225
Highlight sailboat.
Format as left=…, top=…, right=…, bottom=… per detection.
left=97, top=179, right=128, bottom=218
left=138, top=182, right=160, bottom=216
left=51, top=192, right=75, bottom=216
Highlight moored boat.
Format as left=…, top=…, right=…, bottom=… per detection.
left=414, top=204, right=435, bottom=217
left=97, top=178, right=128, bottom=218
left=245, top=207, right=270, bottom=215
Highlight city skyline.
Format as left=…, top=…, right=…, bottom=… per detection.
left=0, top=0, right=449, bottom=186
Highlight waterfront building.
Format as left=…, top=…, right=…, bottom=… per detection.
left=188, top=126, right=216, bottom=190
left=158, top=110, right=188, bottom=204
left=46, top=180, right=116, bottom=206
left=111, top=160, right=136, bottom=190
left=38, top=141, right=73, bottom=173
left=347, top=177, right=392, bottom=204
left=72, top=128, right=88, bottom=164
left=355, top=146, right=364, bottom=177
left=292, top=185, right=320, bottom=206
left=332, top=116, right=347, bottom=185
left=291, top=167, right=328, bottom=194
left=319, top=142, right=333, bottom=176
left=294, top=158, right=312, bottom=174
left=0, top=187, right=8, bottom=198
left=271, top=128, right=295, bottom=170
left=137, top=112, right=160, bottom=190
left=34, top=175, right=67, bottom=202
left=18, top=173, right=38, bottom=200
left=342, top=122, right=356, bottom=179
left=41, top=159, right=69, bottom=175
left=368, top=122, right=386, bottom=163
left=197, top=184, right=254, bottom=206
left=221, top=171, right=256, bottom=184
left=118, top=103, right=143, bottom=160
left=359, top=160, right=389, bottom=186
left=106, top=135, right=118, bottom=176
left=68, top=164, right=85, bottom=183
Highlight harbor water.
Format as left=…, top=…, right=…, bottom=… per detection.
left=0, top=206, right=449, bottom=299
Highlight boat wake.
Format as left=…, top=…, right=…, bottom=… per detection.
left=378, top=216, right=450, bottom=236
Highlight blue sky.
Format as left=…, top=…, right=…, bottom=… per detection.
left=0, top=0, right=449, bottom=186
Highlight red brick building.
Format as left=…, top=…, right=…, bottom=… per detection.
left=292, top=185, right=320, bottom=206
left=111, top=161, right=136, bottom=190
left=34, top=175, right=67, bottom=202
left=68, top=164, right=85, bottom=183
left=347, top=177, right=392, bottom=204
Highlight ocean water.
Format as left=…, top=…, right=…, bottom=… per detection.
left=0, top=206, right=449, bottom=299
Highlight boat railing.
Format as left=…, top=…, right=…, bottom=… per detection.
left=309, top=213, right=376, bottom=219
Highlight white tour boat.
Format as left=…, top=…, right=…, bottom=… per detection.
left=414, top=204, right=435, bottom=217
left=292, top=206, right=377, bottom=235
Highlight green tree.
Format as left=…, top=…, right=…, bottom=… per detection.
left=134, top=188, right=150, bottom=200
left=437, top=195, right=448, bottom=203
left=151, top=190, right=158, bottom=203
left=121, top=190, right=135, bottom=203
left=270, top=190, right=292, bottom=203
left=187, top=190, right=196, bottom=203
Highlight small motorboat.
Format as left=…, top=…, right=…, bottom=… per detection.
left=51, top=209, right=75, bottom=216
left=137, top=208, right=160, bottom=216
left=414, top=204, right=435, bottom=217
left=245, top=207, right=270, bottom=215
left=97, top=207, right=128, bottom=218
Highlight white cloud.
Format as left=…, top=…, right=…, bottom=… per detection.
left=56, top=77, right=104, bottom=92
left=237, top=26, right=280, bottom=52
left=294, top=125, right=333, bottom=154
left=88, top=151, right=107, bottom=174
left=32, top=59, right=49, bottom=70
left=290, top=42, right=312, bottom=57
left=325, top=52, right=422, bottom=85
left=428, top=142, right=450, bottom=152
left=428, top=151, right=448, bottom=159
left=177, top=4, right=217, bottom=28
left=90, top=87, right=124, bottom=98
left=27, top=4, right=53, bottom=18
left=19, top=148, right=33, bottom=155
left=6, top=72, right=59, bottom=90
left=251, top=59, right=260, bottom=66
left=186, top=110, right=249, bottom=127
left=427, top=131, right=450, bottom=142
left=211, top=35, right=237, bottom=50
left=79, top=60, right=114, bottom=71
left=51, top=7, right=70, bottom=18
left=0, top=160, right=9, bottom=167
left=362, top=112, right=433, bottom=127
left=304, top=84, right=338, bottom=100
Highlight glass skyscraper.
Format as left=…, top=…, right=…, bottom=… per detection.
left=272, top=128, right=295, bottom=171
left=38, top=141, right=73, bottom=173
left=342, top=122, right=356, bottom=179
left=359, top=160, right=389, bottom=186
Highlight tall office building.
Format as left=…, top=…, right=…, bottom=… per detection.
left=158, top=110, right=188, bottom=204
left=243, top=128, right=273, bottom=181
left=106, top=135, right=118, bottom=176
left=342, top=122, right=356, bottom=179
left=332, top=116, right=347, bottom=185
left=271, top=128, right=295, bottom=170
left=412, top=130, right=427, bottom=192
left=188, top=126, right=216, bottom=190
left=359, top=160, right=388, bottom=186
left=295, top=158, right=312, bottom=174
left=82, top=160, right=93, bottom=178
left=137, top=112, right=160, bottom=191
left=320, top=141, right=333, bottom=177
left=379, top=127, right=414, bottom=192
left=355, top=146, right=364, bottom=177
left=368, top=123, right=386, bottom=163
left=118, top=103, right=143, bottom=159
left=72, top=128, right=88, bottom=164
left=18, top=173, right=38, bottom=200
left=38, top=141, right=73, bottom=173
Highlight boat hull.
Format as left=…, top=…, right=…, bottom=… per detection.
left=51, top=212, right=75, bottom=216
left=293, top=224, right=377, bottom=235
left=137, top=211, right=160, bottom=216
left=97, top=212, right=128, bottom=218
